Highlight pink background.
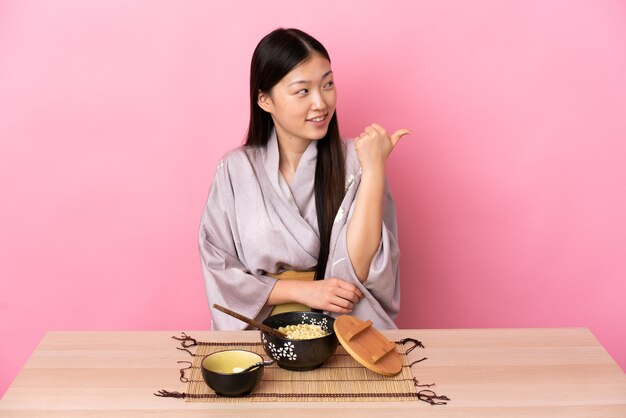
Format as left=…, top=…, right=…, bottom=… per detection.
left=1, top=0, right=625, bottom=397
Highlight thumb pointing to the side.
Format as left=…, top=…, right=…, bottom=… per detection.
left=390, top=129, right=411, bottom=147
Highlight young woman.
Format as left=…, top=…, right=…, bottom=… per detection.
left=199, top=28, right=409, bottom=330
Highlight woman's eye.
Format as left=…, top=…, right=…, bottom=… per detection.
left=325, top=81, right=334, bottom=88
left=296, top=89, right=308, bottom=95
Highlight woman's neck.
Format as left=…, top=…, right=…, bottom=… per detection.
left=276, top=132, right=312, bottom=186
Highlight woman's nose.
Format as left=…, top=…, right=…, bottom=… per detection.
left=310, top=90, right=327, bottom=110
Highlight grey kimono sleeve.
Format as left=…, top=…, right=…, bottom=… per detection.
left=326, top=174, right=400, bottom=329
left=198, top=161, right=277, bottom=330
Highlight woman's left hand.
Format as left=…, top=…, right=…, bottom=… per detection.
left=354, top=123, right=410, bottom=174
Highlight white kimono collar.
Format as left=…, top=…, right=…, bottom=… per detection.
left=262, top=127, right=319, bottom=232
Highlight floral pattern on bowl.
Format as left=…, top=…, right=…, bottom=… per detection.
left=260, top=312, right=338, bottom=371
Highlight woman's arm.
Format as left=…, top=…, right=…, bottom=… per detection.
left=267, top=277, right=363, bottom=314
left=199, top=158, right=280, bottom=330
left=346, top=168, right=385, bottom=282
left=347, top=124, right=409, bottom=282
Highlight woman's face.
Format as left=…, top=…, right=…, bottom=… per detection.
left=258, top=53, right=336, bottom=145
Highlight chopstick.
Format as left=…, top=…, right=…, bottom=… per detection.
left=212, top=304, right=288, bottom=338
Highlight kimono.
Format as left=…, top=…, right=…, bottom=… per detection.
left=198, top=128, right=401, bottom=330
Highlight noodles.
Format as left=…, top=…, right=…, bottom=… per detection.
left=277, top=324, right=329, bottom=340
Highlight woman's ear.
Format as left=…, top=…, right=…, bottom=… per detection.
left=257, top=91, right=273, bottom=113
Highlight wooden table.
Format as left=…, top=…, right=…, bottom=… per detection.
left=1, top=328, right=625, bottom=417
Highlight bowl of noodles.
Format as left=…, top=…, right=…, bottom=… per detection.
left=260, top=311, right=338, bottom=371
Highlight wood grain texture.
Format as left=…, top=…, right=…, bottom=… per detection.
left=1, top=328, right=625, bottom=417
left=334, top=315, right=402, bottom=376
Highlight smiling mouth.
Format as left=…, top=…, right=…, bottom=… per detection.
left=306, top=114, right=327, bottom=122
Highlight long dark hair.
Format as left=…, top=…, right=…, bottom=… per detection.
left=245, top=28, right=345, bottom=280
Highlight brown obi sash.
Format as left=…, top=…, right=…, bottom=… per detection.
left=267, top=270, right=315, bottom=316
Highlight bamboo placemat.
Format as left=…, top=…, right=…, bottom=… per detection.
left=156, top=333, right=449, bottom=404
